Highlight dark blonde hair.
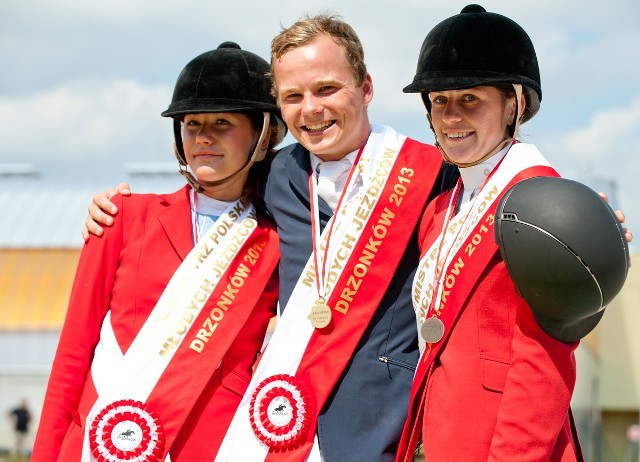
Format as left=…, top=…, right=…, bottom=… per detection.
left=270, top=13, right=367, bottom=94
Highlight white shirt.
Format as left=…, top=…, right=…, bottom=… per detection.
left=458, top=145, right=510, bottom=209
left=310, top=150, right=361, bottom=211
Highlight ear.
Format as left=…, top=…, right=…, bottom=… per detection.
left=508, top=96, right=518, bottom=120
left=361, top=73, right=374, bottom=105
left=518, top=91, right=527, bottom=117
left=505, top=95, right=519, bottom=126
left=260, top=128, right=271, bottom=150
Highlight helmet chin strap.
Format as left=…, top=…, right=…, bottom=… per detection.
left=510, top=84, right=524, bottom=140
left=428, top=84, right=525, bottom=169
left=173, top=112, right=272, bottom=193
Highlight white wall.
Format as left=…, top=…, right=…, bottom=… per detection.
left=0, top=331, right=58, bottom=453
left=600, top=254, right=640, bottom=410
left=0, top=374, right=49, bottom=454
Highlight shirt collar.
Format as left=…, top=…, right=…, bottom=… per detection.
left=310, top=149, right=359, bottom=177
left=193, top=191, right=233, bottom=216
left=458, top=144, right=510, bottom=191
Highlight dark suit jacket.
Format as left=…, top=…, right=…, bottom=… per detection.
left=262, top=141, right=457, bottom=461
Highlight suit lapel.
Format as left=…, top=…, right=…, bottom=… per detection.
left=157, top=186, right=193, bottom=260
left=284, top=144, right=334, bottom=219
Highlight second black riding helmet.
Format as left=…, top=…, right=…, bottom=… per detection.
left=161, top=41, right=285, bottom=188
left=162, top=41, right=278, bottom=118
left=404, top=4, right=541, bottom=122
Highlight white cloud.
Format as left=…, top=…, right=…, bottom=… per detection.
left=552, top=97, right=640, bottom=163
left=0, top=80, right=173, bottom=162
left=0, top=0, right=638, bottom=249
left=536, top=98, right=640, bottom=248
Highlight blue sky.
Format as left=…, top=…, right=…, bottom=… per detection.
left=1, top=0, right=638, bottom=249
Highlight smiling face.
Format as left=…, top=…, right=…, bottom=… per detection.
left=428, top=86, right=516, bottom=165
left=181, top=112, right=259, bottom=200
left=273, top=34, right=373, bottom=161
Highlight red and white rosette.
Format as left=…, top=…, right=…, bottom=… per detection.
left=89, top=399, right=165, bottom=462
left=249, top=374, right=312, bottom=452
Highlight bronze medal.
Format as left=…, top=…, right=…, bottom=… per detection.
left=308, top=301, right=332, bottom=329
left=420, top=317, right=445, bottom=344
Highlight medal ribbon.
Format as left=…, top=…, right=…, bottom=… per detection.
left=398, top=143, right=560, bottom=461
left=309, top=147, right=365, bottom=309
left=215, top=125, right=444, bottom=462
left=415, top=150, right=510, bottom=349
left=83, top=199, right=279, bottom=461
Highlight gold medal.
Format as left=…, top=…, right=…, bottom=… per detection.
left=308, top=300, right=332, bottom=329
left=420, top=317, right=445, bottom=344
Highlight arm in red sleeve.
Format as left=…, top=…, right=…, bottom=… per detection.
left=488, top=293, right=578, bottom=461
left=32, top=194, right=125, bottom=461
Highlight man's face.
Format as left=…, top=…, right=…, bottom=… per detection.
left=273, top=34, right=373, bottom=161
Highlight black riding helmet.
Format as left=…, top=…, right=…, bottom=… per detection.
left=162, top=41, right=286, bottom=190
left=408, top=7, right=630, bottom=342
left=495, top=177, right=630, bottom=342
left=404, top=4, right=541, bottom=123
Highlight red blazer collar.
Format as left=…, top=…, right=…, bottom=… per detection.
left=157, top=185, right=193, bottom=260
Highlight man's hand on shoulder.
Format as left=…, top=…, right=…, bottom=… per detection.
left=82, top=182, right=132, bottom=241
left=599, top=192, right=633, bottom=244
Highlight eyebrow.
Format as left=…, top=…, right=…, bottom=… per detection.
left=278, top=78, right=341, bottom=95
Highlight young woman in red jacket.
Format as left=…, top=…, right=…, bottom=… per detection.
left=397, top=5, right=630, bottom=462
left=32, top=42, right=284, bottom=462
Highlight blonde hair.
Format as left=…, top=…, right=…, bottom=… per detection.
left=270, top=13, right=367, bottom=94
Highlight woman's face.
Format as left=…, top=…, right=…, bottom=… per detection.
left=181, top=112, right=259, bottom=200
left=428, top=86, right=516, bottom=165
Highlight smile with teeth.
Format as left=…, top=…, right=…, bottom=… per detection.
left=446, top=131, right=472, bottom=139
left=304, top=120, right=335, bottom=132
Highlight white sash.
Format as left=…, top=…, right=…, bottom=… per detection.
left=81, top=199, right=258, bottom=461
left=412, top=143, right=552, bottom=351
left=216, top=125, right=406, bottom=461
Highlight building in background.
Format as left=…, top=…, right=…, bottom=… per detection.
left=0, top=160, right=183, bottom=455
left=0, top=160, right=637, bottom=460
left=571, top=271, right=640, bottom=462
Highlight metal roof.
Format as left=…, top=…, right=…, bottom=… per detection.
left=0, top=160, right=184, bottom=248
left=0, top=160, right=186, bottom=334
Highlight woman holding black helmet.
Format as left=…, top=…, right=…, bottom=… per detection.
left=395, top=5, right=629, bottom=461
left=32, top=42, right=283, bottom=462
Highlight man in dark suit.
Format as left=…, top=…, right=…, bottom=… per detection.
left=215, top=15, right=454, bottom=461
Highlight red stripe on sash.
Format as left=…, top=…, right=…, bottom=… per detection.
left=264, top=140, right=443, bottom=461
left=143, top=224, right=279, bottom=456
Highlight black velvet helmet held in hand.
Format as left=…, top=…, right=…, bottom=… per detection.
left=404, top=4, right=541, bottom=122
